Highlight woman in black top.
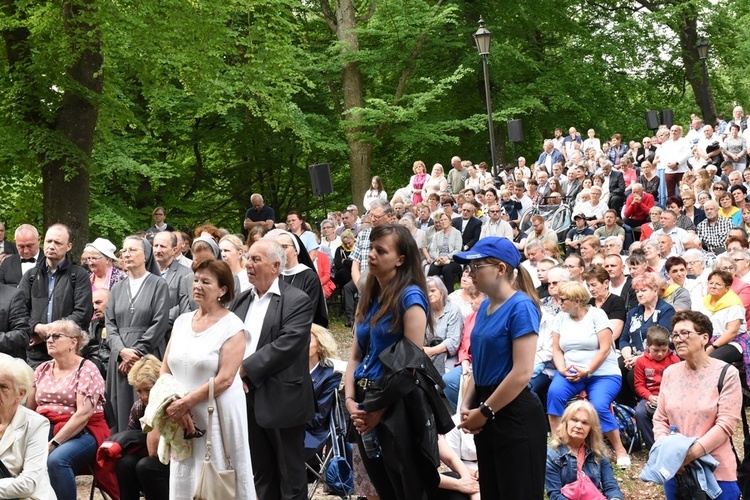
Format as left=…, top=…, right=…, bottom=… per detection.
left=584, top=266, right=626, bottom=342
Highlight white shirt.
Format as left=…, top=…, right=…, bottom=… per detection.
left=243, top=277, right=281, bottom=357
left=655, top=137, right=692, bottom=174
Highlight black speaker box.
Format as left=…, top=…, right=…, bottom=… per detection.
left=645, top=110, right=659, bottom=130
left=507, top=119, right=524, bottom=143
left=309, top=163, right=334, bottom=196
left=660, top=109, right=674, bottom=129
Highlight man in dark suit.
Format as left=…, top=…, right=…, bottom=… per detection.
left=451, top=203, right=482, bottom=251
left=0, top=224, right=42, bottom=286
left=0, top=284, right=30, bottom=359
left=0, top=222, right=16, bottom=256
left=152, top=231, right=194, bottom=327
left=232, top=239, right=314, bottom=500
left=636, top=137, right=657, bottom=166
left=563, top=168, right=582, bottom=204
left=600, top=160, right=627, bottom=214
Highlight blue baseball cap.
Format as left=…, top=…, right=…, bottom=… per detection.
left=453, top=237, right=521, bottom=267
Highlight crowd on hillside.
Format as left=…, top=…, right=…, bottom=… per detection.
left=0, top=108, right=748, bottom=500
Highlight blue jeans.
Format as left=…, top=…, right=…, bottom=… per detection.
left=48, top=431, right=97, bottom=500
left=664, top=478, right=740, bottom=500
left=547, top=374, right=622, bottom=433
left=443, top=366, right=462, bottom=411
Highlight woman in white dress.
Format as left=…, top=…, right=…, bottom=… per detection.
left=422, top=163, right=448, bottom=198
left=161, top=259, right=256, bottom=500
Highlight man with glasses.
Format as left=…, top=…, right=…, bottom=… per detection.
left=654, top=124, right=691, bottom=198
left=343, top=199, right=393, bottom=327
left=731, top=249, right=750, bottom=285
left=480, top=204, right=513, bottom=240
left=636, top=137, right=657, bottom=166
left=697, top=200, right=733, bottom=254
left=452, top=203, right=482, bottom=251
left=19, top=224, right=92, bottom=367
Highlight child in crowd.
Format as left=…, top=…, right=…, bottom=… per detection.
left=499, top=188, right=520, bottom=222
left=633, top=326, right=681, bottom=450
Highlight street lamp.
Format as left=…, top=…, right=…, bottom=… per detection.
left=473, top=17, right=498, bottom=178
left=697, top=38, right=710, bottom=123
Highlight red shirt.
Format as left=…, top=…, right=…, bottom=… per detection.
left=633, top=350, right=681, bottom=400
left=624, top=192, right=655, bottom=221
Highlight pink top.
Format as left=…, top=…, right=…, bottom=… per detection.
left=34, top=359, right=106, bottom=415
left=653, top=358, right=741, bottom=481
left=457, top=311, right=477, bottom=364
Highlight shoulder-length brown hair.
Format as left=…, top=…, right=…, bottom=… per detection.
left=355, top=224, right=433, bottom=333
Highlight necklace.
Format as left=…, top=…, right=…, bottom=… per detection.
left=127, top=276, right=148, bottom=314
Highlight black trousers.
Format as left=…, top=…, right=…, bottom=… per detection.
left=115, top=451, right=169, bottom=500
left=343, top=280, right=358, bottom=322
left=473, top=386, right=547, bottom=500
left=428, top=262, right=463, bottom=292
left=246, top=394, right=308, bottom=500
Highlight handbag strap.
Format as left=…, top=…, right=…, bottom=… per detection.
left=205, top=377, right=233, bottom=467
left=576, top=445, right=586, bottom=473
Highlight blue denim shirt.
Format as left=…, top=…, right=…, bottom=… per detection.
left=545, top=444, right=623, bottom=500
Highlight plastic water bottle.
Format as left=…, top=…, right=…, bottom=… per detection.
left=669, top=425, right=678, bottom=435
left=358, top=404, right=382, bottom=458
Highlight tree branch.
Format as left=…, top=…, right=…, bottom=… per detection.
left=354, top=0, right=375, bottom=23
left=320, top=0, right=337, bottom=33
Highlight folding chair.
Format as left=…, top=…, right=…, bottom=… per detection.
left=306, top=388, right=353, bottom=499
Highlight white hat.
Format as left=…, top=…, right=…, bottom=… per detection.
left=86, top=238, right=117, bottom=260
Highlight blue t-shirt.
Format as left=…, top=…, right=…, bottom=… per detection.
left=354, top=285, right=429, bottom=382
left=470, top=292, right=540, bottom=387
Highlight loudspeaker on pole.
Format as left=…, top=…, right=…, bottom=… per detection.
left=645, top=110, right=659, bottom=131
left=660, top=109, right=674, bottom=129
left=308, top=163, right=334, bottom=196
left=507, top=119, right=524, bottom=143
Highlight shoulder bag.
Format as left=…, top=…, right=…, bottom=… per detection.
left=559, top=446, right=606, bottom=500
left=193, top=377, right=236, bottom=500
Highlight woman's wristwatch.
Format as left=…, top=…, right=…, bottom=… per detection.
left=50, top=439, right=61, bottom=449
left=479, top=402, right=494, bottom=420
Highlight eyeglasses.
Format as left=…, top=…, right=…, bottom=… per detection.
left=548, top=281, right=560, bottom=286
left=685, top=261, right=700, bottom=266
left=713, top=187, right=726, bottom=191
left=559, top=297, right=572, bottom=303
left=45, top=333, right=72, bottom=342
left=670, top=330, right=700, bottom=341
left=84, top=256, right=103, bottom=263
left=562, top=264, right=580, bottom=269
left=468, top=263, right=496, bottom=273
left=719, top=266, right=734, bottom=272
left=733, top=258, right=747, bottom=262
left=370, top=212, right=386, bottom=220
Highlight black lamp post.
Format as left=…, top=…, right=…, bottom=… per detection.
left=473, top=17, right=498, bottom=177
left=697, top=38, right=710, bottom=123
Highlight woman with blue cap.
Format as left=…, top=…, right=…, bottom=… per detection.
left=455, top=236, right=547, bottom=499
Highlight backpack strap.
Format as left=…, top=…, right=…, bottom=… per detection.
left=718, top=362, right=731, bottom=394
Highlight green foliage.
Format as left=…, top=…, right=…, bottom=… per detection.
left=2, top=0, right=750, bottom=239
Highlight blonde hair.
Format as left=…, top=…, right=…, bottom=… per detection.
left=47, top=319, right=89, bottom=355
left=0, top=353, right=34, bottom=403
left=128, top=354, right=162, bottom=388
left=310, top=324, right=338, bottom=365
left=219, top=234, right=246, bottom=266
left=550, top=400, right=607, bottom=460
left=558, top=281, right=590, bottom=304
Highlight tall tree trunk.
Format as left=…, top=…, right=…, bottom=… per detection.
left=677, top=12, right=716, bottom=125
left=44, top=0, right=102, bottom=258
left=336, top=0, right=371, bottom=210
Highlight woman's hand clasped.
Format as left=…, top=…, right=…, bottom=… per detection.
left=166, top=397, right=195, bottom=436
left=348, top=401, right=384, bottom=435
left=458, top=407, right=486, bottom=435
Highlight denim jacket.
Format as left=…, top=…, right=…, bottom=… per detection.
left=545, top=444, right=623, bottom=500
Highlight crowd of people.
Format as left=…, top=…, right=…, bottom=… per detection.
left=0, top=111, right=747, bottom=500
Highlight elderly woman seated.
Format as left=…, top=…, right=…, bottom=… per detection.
left=116, top=354, right=170, bottom=500
left=27, top=319, right=111, bottom=499
left=0, top=353, right=55, bottom=499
